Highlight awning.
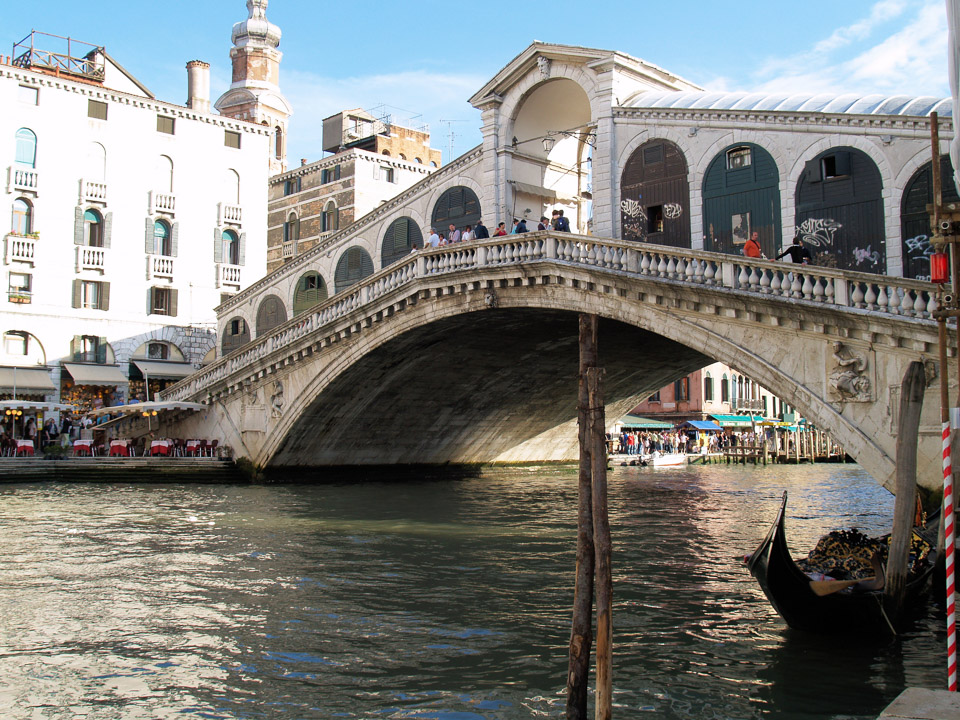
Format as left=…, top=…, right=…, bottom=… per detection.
left=0, top=400, right=74, bottom=413
left=132, top=361, right=195, bottom=380
left=0, top=366, right=55, bottom=392
left=617, top=414, right=674, bottom=430
left=509, top=180, right=578, bottom=203
left=680, top=420, right=723, bottom=432
left=87, top=400, right=207, bottom=418
left=709, top=414, right=765, bottom=428
left=62, top=363, right=128, bottom=386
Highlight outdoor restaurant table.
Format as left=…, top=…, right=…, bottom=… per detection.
left=185, top=439, right=202, bottom=456
left=15, top=439, right=35, bottom=456
left=109, top=439, right=130, bottom=457
left=73, top=439, right=93, bottom=456
left=150, top=439, right=172, bottom=456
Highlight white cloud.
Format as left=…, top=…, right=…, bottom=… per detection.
left=752, top=0, right=948, bottom=97
left=282, top=68, right=487, bottom=164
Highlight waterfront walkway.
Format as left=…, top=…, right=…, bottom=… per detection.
left=0, top=457, right=243, bottom=483
left=877, top=688, right=960, bottom=719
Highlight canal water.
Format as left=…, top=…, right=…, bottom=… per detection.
left=0, top=463, right=947, bottom=719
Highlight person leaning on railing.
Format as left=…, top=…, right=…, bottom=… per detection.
left=776, top=234, right=813, bottom=265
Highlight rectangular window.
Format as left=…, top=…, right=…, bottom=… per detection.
left=19, top=85, right=38, bottom=105
left=80, top=280, right=105, bottom=309
left=3, top=332, right=27, bottom=355
left=8, top=272, right=32, bottom=304
left=225, top=130, right=241, bottom=149
left=229, top=318, right=245, bottom=336
left=704, top=377, right=713, bottom=402
left=647, top=205, right=664, bottom=234
left=88, top=99, right=108, bottom=120
left=381, top=167, right=395, bottom=183
left=648, top=390, right=660, bottom=403
left=284, top=177, right=301, bottom=195
left=821, top=152, right=850, bottom=179
left=157, top=115, right=175, bottom=134
left=147, top=342, right=169, bottom=360
left=726, top=146, right=751, bottom=170
left=150, top=287, right=175, bottom=316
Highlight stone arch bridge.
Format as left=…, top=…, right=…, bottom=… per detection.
left=162, top=234, right=951, bottom=494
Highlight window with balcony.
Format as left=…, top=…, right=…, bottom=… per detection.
left=157, top=115, right=175, bottom=135
left=15, top=128, right=36, bottom=168
left=84, top=209, right=104, bottom=247
left=149, top=286, right=177, bottom=316
left=11, top=198, right=33, bottom=236
left=283, top=212, right=300, bottom=244
left=322, top=202, right=338, bottom=233
left=153, top=219, right=172, bottom=256
left=73, top=280, right=109, bottom=310
left=88, top=100, right=108, bottom=120
left=8, top=272, right=31, bottom=304
left=223, top=229, right=240, bottom=265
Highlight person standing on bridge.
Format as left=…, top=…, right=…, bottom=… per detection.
left=743, top=231, right=763, bottom=259
left=493, top=222, right=507, bottom=237
left=474, top=220, right=489, bottom=239
left=776, top=234, right=812, bottom=265
left=448, top=224, right=461, bottom=243
left=428, top=228, right=440, bottom=247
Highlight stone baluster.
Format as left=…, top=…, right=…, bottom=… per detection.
left=666, top=256, right=678, bottom=279
left=657, top=255, right=668, bottom=277
left=876, top=284, right=889, bottom=313
left=864, top=283, right=877, bottom=310
left=800, top=273, right=813, bottom=300
left=703, top=260, right=716, bottom=285
left=913, top=290, right=928, bottom=317
left=759, top=267, right=771, bottom=294
left=686, top=257, right=698, bottom=283
left=640, top=252, right=652, bottom=275
left=925, top=291, right=937, bottom=318
left=851, top=281, right=865, bottom=308
left=812, top=276, right=825, bottom=302
left=737, top=263, right=750, bottom=290
left=823, top=277, right=835, bottom=306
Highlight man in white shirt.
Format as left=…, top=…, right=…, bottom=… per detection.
left=428, top=228, right=440, bottom=247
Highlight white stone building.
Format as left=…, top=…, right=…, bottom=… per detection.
left=0, top=19, right=275, bottom=414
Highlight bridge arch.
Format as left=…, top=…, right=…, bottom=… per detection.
left=431, top=186, right=481, bottom=236
left=381, top=216, right=423, bottom=268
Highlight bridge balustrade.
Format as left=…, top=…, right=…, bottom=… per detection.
left=162, top=233, right=939, bottom=403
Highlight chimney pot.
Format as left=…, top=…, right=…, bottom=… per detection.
left=186, top=60, right=211, bottom=113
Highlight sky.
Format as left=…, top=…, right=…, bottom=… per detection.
left=4, top=0, right=953, bottom=165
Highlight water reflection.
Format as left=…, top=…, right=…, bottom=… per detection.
left=0, top=464, right=946, bottom=719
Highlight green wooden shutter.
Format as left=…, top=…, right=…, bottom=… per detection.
left=213, top=228, right=223, bottom=263
left=147, top=288, right=153, bottom=315
left=335, top=164, right=341, bottom=180
left=145, top=217, right=154, bottom=253
left=100, top=282, right=110, bottom=311
left=72, top=280, right=81, bottom=308
left=170, top=288, right=179, bottom=317
left=74, top=207, right=85, bottom=245
left=805, top=158, right=822, bottom=183
left=170, top=222, right=179, bottom=257
left=95, top=337, right=107, bottom=364
left=102, top=212, right=112, bottom=249
left=238, top=232, right=246, bottom=266
left=72, top=334, right=82, bottom=361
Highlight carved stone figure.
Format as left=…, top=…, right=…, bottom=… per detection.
left=270, top=379, right=284, bottom=417
left=829, top=341, right=871, bottom=402
left=537, top=56, right=551, bottom=80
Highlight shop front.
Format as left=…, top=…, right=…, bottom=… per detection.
left=60, top=363, right=128, bottom=416
left=128, top=360, right=196, bottom=402
left=0, top=365, right=56, bottom=403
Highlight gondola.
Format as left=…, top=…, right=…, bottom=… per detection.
left=745, top=491, right=938, bottom=634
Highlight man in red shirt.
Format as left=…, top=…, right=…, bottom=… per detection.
left=743, top=231, right=762, bottom=258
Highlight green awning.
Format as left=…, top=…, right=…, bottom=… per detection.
left=617, top=414, right=674, bottom=430
left=709, top=414, right=765, bottom=428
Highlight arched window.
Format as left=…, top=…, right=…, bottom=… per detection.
left=222, top=229, right=240, bottom=265
left=431, top=186, right=481, bottom=234
left=86, top=142, right=106, bottom=181
left=15, top=128, right=37, bottom=168
left=12, top=198, right=32, bottom=235
left=283, top=212, right=300, bottom=243
left=256, top=294, right=288, bottom=336
left=221, top=317, right=250, bottom=355
left=84, top=209, right=103, bottom=247
left=721, top=374, right=729, bottom=403
left=153, top=219, right=171, bottom=256
left=429, top=161, right=438, bottom=168
left=224, top=168, right=240, bottom=204
left=620, top=139, right=690, bottom=248
left=156, top=155, right=174, bottom=192
left=322, top=201, right=339, bottom=233
left=334, top=246, right=374, bottom=294
left=704, top=373, right=713, bottom=402
left=415, top=157, right=422, bottom=164
left=399, top=153, right=406, bottom=160
left=293, top=271, right=328, bottom=315
left=382, top=150, right=390, bottom=156
left=381, top=216, right=423, bottom=268
left=275, top=126, right=283, bottom=160
left=901, top=155, right=960, bottom=279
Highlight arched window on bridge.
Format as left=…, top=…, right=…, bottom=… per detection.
left=620, top=139, right=690, bottom=248
left=796, top=146, right=884, bottom=273
left=703, top=373, right=713, bottom=402
left=293, top=271, right=328, bottom=316
left=720, top=374, right=729, bottom=403
left=431, top=186, right=480, bottom=235
left=702, top=142, right=781, bottom=259
left=381, top=217, right=423, bottom=269
left=221, top=317, right=250, bottom=356
left=334, top=246, right=374, bottom=294
left=900, top=155, right=960, bottom=280
left=256, top=294, right=288, bottom=337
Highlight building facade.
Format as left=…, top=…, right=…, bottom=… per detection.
left=1, top=21, right=272, bottom=413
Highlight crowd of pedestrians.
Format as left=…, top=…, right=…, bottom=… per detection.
left=612, top=429, right=767, bottom=456
left=416, top=208, right=573, bottom=251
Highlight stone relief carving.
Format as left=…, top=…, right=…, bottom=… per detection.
left=270, top=379, right=284, bottom=418
left=828, top=341, right=871, bottom=402
left=537, top=56, right=551, bottom=80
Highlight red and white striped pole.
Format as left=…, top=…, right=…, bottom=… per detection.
left=944, top=420, right=957, bottom=692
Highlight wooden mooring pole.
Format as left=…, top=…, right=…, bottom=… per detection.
left=567, top=314, right=596, bottom=719
left=885, top=361, right=926, bottom=618
left=589, top=366, right=612, bottom=720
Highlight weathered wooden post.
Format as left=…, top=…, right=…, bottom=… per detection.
left=588, top=366, right=612, bottom=720
left=567, top=314, right=596, bottom=719
left=885, top=361, right=926, bottom=617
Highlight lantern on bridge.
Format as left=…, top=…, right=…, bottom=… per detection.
left=930, top=251, right=950, bottom=285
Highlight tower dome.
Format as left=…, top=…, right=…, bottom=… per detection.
left=231, top=0, right=281, bottom=50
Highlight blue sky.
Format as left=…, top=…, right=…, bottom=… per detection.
left=5, top=0, right=951, bottom=164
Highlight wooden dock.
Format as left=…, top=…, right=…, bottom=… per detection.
left=0, top=457, right=245, bottom=483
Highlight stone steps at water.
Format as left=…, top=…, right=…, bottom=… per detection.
left=0, top=458, right=245, bottom=483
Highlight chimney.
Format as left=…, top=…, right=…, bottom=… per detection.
left=186, top=60, right=211, bottom=113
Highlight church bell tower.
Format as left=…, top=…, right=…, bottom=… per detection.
left=215, top=0, right=292, bottom=175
